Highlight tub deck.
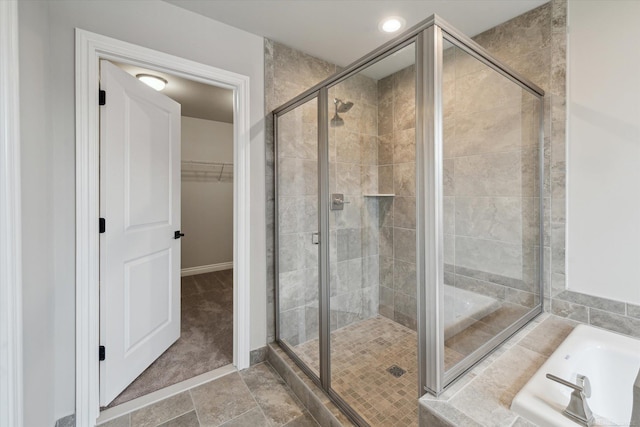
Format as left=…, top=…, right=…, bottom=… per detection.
left=511, top=324, right=640, bottom=426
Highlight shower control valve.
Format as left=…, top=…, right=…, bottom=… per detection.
left=330, top=193, right=350, bottom=210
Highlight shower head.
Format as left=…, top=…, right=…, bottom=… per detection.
left=330, top=112, right=344, bottom=127
left=330, top=98, right=350, bottom=127
left=334, top=98, right=354, bottom=113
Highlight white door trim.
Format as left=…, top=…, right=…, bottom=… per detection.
left=75, top=29, right=252, bottom=426
left=0, top=2, right=23, bottom=427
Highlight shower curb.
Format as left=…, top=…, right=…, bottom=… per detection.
left=267, top=343, right=354, bottom=427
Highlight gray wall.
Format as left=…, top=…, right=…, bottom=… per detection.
left=19, top=1, right=265, bottom=423
left=18, top=2, right=56, bottom=425
left=181, top=117, right=234, bottom=270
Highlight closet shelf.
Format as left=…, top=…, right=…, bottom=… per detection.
left=181, top=160, right=233, bottom=181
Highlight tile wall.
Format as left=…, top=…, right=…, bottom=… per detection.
left=265, top=41, right=337, bottom=344
left=327, top=74, right=381, bottom=331
left=472, top=0, right=640, bottom=337
left=441, top=44, right=542, bottom=309
left=376, top=64, right=418, bottom=330
left=266, top=0, right=640, bottom=348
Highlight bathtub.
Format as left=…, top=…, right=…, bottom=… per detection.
left=443, top=285, right=501, bottom=339
left=511, top=324, right=640, bottom=426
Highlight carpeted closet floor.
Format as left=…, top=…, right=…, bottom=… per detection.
left=107, top=270, right=234, bottom=407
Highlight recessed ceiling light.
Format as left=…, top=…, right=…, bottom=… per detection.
left=136, top=74, right=168, bottom=91
left=379, top=16, right=406, bottom=33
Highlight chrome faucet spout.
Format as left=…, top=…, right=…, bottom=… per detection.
left=546, top=373, right=595, bottom=427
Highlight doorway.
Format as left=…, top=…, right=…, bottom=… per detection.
left=100, top=61, right=236, bottom=407
left=75, top=29, right=251, bottom=426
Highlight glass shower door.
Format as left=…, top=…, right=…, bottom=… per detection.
left=326, top=42, right=418, bottom=425
left=440, top=40, right=543, bottom=375
left=276, top=96, right=321, bottom=376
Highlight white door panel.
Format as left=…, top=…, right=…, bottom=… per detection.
left=99, top=60, right=181, bottom=406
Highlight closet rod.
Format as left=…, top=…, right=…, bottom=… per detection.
left=181, top=160, right=234, bottom=166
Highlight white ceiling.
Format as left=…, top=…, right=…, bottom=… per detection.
left=113, top=61, right=234, bottom=123
left=166, top=0, right=548, bottom=68
left=116, top=1, right=549, bottom=122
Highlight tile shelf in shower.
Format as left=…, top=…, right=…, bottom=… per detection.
left=363, top=194, right=395, bottom=197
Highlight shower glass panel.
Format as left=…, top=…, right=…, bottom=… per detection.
left=441, top=42, right=543, bottom=372
left=326, top=42, right=417, bottom=425
left=273, top=15, right=545, bottom=425
left=276, top=96, right=320, bottom=376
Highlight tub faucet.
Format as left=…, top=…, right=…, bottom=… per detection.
left=546, top=373, right=595, bottom=427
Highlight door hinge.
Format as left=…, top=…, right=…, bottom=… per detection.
left=99, top=218, right=106, bottom=233
left=99, top=346, right=105, bottom=361
left=99, top=89, right=106, bottom=106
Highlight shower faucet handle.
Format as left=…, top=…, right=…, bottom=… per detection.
left=330, top=193, right=349, bottom=210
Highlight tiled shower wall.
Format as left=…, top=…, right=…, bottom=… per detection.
left=268, top=41, right=382, bottom=346
left=469, top=1, right=639, bottom=336
left=266, top=0, right=640, bottom=345
left=265, top=41, right=337, bottom=343
left=441, top=45, right=541, bottom=309
left=377, top=65, right=418, bottom=330
left=276, top=99, right=321, bottom=346
left=467, top=2, right=557, bottom=311
left=327, top=75, right=380, bottom=332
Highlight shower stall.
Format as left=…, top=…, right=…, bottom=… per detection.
left=273, top=15, right=543, bottom=426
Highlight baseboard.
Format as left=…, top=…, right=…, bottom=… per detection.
left=97, top=364, right=236, bottom=425
left=181, top=262, right=233, bottom=277
left=250, top=346, right=268, bottom=365
left=54, top=414, right=75, bottom=427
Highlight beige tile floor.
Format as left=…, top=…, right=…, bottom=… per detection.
left=100, top=362, right=319, bottom=427
left=102, top=301, right=530, bottom=426
left=292, top=304, right=530, bottom=426
left=109, top=271, right=234, bottom=407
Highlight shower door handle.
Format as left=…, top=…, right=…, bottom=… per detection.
left=311, top=232, right=320, bottom=245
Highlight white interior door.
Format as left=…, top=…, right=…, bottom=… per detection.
left=99, top=60, right=181, bottom=406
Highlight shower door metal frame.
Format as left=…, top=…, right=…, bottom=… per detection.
left=425, top=20, right=546, bottom=393
left=273, top=12, right=546, bottom=425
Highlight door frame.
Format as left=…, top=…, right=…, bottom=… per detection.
left=0, top=2, right=23, bottom=427
left=75, top=29, right=252, bottom=426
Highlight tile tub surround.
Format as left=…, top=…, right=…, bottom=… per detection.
left=512, top=324, right=640, bottom=426
left=419, top=313, right=578, bottom=427
left=551, top=289, right=640, bottom=339
left=98, top=363, right=320, bottom=427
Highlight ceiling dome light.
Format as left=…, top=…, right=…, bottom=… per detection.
left=379, top=16, right=405, bottom=33
left=136, top=74, right=168, bottom=91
